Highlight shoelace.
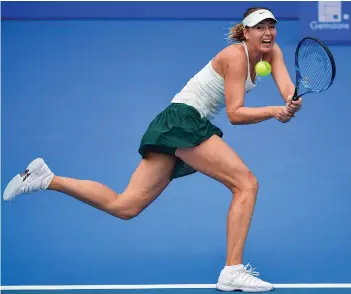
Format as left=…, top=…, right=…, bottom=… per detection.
left=23, top=175, right=41, bottom=194
left=243, top=263, right=260, bottom=277
left=237, top=263, right=263, bottom=287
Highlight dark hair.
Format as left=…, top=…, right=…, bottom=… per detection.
left=227, top=7, right=274, bottom=42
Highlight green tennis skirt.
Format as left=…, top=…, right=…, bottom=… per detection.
left=138, top=103, right=223, bottom=179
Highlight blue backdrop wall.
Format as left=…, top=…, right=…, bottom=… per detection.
left=1, top=1, right=299, bottom=20
left=2, top=1, right=351, bottom=287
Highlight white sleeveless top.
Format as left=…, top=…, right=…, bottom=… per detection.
left=171, top=42, right=256, bottom=119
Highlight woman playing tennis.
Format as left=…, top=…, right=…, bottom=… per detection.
left=4, top=7, right=302, bottom=293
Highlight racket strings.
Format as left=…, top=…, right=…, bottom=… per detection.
left=297, top=39, right=333, bottom=92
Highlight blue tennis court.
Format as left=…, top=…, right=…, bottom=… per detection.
left=1, top=1, right=351, bottom=293
left=2, top=288, right=351, bottom=293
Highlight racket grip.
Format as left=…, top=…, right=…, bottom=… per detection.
left=292, top=87, right=299, bottom=101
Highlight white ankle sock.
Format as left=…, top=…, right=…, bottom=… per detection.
left=223, top=264, right=244, bottom=272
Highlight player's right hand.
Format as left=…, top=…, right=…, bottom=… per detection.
left=286, top=95, right=303, bottom=114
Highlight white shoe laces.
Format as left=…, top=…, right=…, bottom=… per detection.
left=237, top=263, right=263, bottom=287
left=23, top=175, right=41, bottom=194
left=243, top=263, right=260, bottom=277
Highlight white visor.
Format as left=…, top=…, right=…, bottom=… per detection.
left=242, top=9, right=278, bottom=27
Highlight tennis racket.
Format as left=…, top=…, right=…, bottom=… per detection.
left=292, top=36, right=336, bottom=101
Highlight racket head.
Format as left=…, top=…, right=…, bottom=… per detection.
left=293, top=36, right=336, bottom=100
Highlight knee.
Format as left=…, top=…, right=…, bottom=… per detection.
left=241, top=169, right=259, bottom=191
left=231, top=169, right=259, bottom=194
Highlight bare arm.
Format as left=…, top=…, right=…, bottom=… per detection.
left=270, top=43, right=296, bottom=102
left=224, top=51, right=280, bottom=125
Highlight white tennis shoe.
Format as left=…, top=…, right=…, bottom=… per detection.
left=3, top=158, right=54, bottom=201
left=216, top=263, right=274, bottom=292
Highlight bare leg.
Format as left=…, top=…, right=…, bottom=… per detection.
left=176, top=135, right=258, bottom=265
left=225, top=185, right=257, bottom=265
left=49, top=152, right=177, bottom=220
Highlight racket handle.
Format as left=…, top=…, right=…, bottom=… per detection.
left=292, top=87, right=299, bottom=101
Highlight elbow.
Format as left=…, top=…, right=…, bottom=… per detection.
left=228, top=112, right=243, bottom=125
left=229, top=116, right=239, bottom=125
left=227, top=103, right=245, bottom=124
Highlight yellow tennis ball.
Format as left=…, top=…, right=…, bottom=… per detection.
left=255, top=61, right=272, bottom=77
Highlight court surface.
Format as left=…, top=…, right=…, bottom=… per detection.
left=2, top=288, right=351, bottom=294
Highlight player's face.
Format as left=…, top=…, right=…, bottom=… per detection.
left=245, top=20, right=277, bottom=53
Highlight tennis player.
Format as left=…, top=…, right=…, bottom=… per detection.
left=3, top=7, right=302, bottom=292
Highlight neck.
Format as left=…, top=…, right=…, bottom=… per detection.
left=244, top=41, right=263, bottom=64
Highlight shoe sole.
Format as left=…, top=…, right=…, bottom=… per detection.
left=3, top=158, right=45, bottom=201
left=216, top=283, right=273, bottom=292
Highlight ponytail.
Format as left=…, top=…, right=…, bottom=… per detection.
left=227, top=23, right=245, bottom=42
